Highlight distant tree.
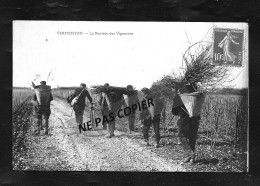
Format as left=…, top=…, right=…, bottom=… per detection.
left=150, top=74, right=184, bottom=99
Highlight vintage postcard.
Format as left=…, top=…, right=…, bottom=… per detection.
left=13, top=21, right=248, bottom=172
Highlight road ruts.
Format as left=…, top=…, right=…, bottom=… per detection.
left=50, top=98, right=186, bottom=172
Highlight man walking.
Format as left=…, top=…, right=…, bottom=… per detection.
left=124, top=85, right=139, bottom=133
left=33, top=81, right=53, bottom=135
left=140, top=87, right=164, bottom=148
left=171, top=83, right=201, bottom=163
left=99, top=83, right=110, bottom=130
left=99, top=83, right=125, bottom=138
left=70, top=83, right=93, bottom=133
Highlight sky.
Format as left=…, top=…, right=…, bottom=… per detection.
left=13, top=21, right=248, bottom=90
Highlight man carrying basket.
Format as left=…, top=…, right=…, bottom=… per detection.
left=170, top=83, right=201, bottom=163
left=32, top=81, right=53, bottom=135
left=69, top=83, right=93, bottom=133
left=140, top=87, right=165, bottom=148
left=99, top=83, right=126, bottom=138
left=123, top=84, right=140, bottom=133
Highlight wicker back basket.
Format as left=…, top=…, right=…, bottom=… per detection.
left=147, top=97, right=165, bottom=118
left=180, top=92, right=205, bottom=117
left=34, top=85, right=51, bottom=105
left=123, top=94, right=139, bottom=107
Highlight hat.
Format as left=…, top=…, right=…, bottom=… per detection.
left=80, top=83, right=86, bottom=87
left=141, top=87, right=150, bottom=93
left=40, top=81, right=46, bottom=85
left=126, top=85, right=133, bottom=91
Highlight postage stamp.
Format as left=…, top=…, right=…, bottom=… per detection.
left=213, top=28, right=244, bottom=66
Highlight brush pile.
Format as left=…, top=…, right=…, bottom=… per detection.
left=182, top=42, right=229, bottom=92
left=90, top=85, right=106, bottom=94
left=178, top=41, right=229, bottom=117
left=90, top=85, right=126, bottom=95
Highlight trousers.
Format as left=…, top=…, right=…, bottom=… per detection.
left=128, top=113, right=135, bottom=131
left=36, top=113, right=50, bottom=134
left=104, top=100, right=122, bottom=136
left=101, top=107, right=109, bottom=129
left=35, top=105, right=51, bottom=134
left=75, top=115, right=83, bottom=125
left=177, top=115, right=200, bottom=157
left=143, top=114, right=161, bottom=143
left=107, top=120, right=116, bottom=136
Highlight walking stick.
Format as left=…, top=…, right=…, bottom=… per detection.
left=90, top=103, right=96, bottom=129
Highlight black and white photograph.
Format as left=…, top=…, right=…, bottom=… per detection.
left=12, top=21, right=248, bottom=172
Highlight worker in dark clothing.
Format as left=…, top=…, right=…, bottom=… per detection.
left=69, top=83, right=93, bottom=132
left=140, top=87, right=165, bottom=148
left=124, top=85, right=139, bottom=133
left=99, top=83, right=110, bottom=130
left=99, top=83, right=126, bottom=138
left=33, top=81, right=53, bottom=135
left=171, top=83, right=200, bottom=163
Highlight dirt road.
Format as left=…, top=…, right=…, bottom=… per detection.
left=23, top=98, right=186, bottom=171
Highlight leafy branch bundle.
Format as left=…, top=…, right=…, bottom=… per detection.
left=90, top=85, right=105, bottom=94
left=150, top=75, right=184, bottom=99
left=90, top=85, right=126, bottom=95
left=182, top=42, right=229, bottom=92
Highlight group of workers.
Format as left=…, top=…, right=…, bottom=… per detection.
left=32, top=81, right=200, bottom=163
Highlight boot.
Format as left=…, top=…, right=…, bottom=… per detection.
left=179, top=137, right=193, bottom=163
left=154, top=142, right=159, bottom=148
left=182, top=156, right=191, bottom=163
left=145, top=139, right=150, bottom=146
left=179, top=137, right=191, bottom=151
left=105, top=123, right=114, bottom=138
left=190, top=152, right=196, bottom=163
left=105, top=134, right=113, bottom=138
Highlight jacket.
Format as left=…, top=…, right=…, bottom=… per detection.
left=140, top=92, right=165, bottom=120
left=99, top=88, right=125, bottom=110
left=72, top=88, right=93, bottom=113
left=33, top=93, right=53, bottom=114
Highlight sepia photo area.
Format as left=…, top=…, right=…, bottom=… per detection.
left=12, top=21, right=248, bottom=172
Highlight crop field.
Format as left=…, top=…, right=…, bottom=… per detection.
left=12, top=88, right=34, bottom=170
left=52, top=88, right=74, bottom=100
left=13, top=88, right=34, bottom=113
left=164, top=94, right=247, bottom=144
